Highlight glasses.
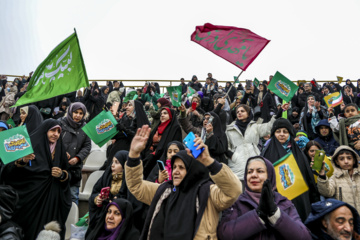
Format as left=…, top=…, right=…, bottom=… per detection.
left=203, top=117, right=211, bottom=121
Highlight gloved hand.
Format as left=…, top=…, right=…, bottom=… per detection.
left=257, top=179, right=278, bottom=221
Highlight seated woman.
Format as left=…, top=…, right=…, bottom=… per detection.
left=86, top=198, right=140, bottom=240
left=88, top=151, right=145, bottom=233
left=125, top=125, right=241, bottom=239
left=261, top=118, right=320, bottom=222
left=0, top=119, right=71, bottom=240
left=102, top=100, right=149, bottom=170
left=18, top=105, right=44, bottom=134
left=142, top=107, right=182, bottom=178
left=317, top=145, right=360, bottom=214
left=146, top=141, right=185, bottom=183
left=218, top=156, right=311, bottom=240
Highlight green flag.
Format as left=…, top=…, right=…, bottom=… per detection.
left=123, top=90, right=137, bottom=103
left=187, top=86, right=196, bottom=97
left=233, top=76, right=240, bottom=83
left=14, top=30, right=89, bottom=107
left=6, top=118, right=16, bottom=129
left=167, top=86, right=182, bottom=107
left=82, top=111, right=119, bottom=147
left=0, top=125, right=34, bottom=164
left=253, top=78, right=260, bottom=88
left=267, top=71, right=298, bottom=102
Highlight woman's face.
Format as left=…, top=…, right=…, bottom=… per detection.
left=111, top=157, right=123, bottom=174
left=47, top=127, right=61, bottom=143
left=236, top=107, right=249, bottom=121
left=246, top=160, right=268, bottom=193
left=192, top=98, right=199, bottom=108
left=172, top=158, right=187, bottom=186
left=125, top=102, right=134, bottom=116
left=274, top=128, right=290, bottom=144
left=259, top=85, right=264, bottom=91
left=160, top=109, right=170, bottom=123
left=104, top=88, right=109, bottom=95
left=335, top=152, right=355, bottom=171
left=308, top=145, right=320, bottom=159
left=72, top=109, right=84, bottom=122
left=20, top=109, right=27, bottom=122
left=307, top=96, right=315, bottom=106
left=167, top=144, right=180, bottom=160
left=105, top=205, right=123, bottom=230
left=298, top=89, right=304, bottom=94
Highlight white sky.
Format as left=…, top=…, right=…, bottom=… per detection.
left=1, top=0, right=360, bottom=85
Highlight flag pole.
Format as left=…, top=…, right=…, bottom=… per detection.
left=224, top=70, right=244, bottom=98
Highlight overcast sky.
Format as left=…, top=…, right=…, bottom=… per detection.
left=1, top=0, right=360, bottom=85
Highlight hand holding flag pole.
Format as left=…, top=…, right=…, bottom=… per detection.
left=224, top=70, right=244, bottom=98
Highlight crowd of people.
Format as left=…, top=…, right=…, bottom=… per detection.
left=0, top=73, right=360, bottom=239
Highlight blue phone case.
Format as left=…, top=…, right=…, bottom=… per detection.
left=183, top=132, right=204, bottom=158
left=157, top=160, right=165, bottom=171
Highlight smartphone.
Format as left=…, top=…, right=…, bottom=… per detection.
left=183, top=132, right=204, bottom=159
left=191, top=102, right=197, bottom=110
left=312, top=150, right=325, bottom=171
left=207, top=116, right=214, bottom=125
left=157, top=160, right=165, bottom=171
left=100, top=187, right=110, bottom=200
left=246, top=80, right=252, bottom=90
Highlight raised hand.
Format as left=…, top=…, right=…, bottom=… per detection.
left=129, top=125, right=151, bottom=158
left=190, top=135, right=214, bottom=167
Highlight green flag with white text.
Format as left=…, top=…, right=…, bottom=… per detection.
left=167, top=86, right=182, bottom=107
left=14, top=30, right=89, bottom=107
left=267, top=71, right=298, bottom=102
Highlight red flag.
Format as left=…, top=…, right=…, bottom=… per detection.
left=191, top=23, right=270, bottom=71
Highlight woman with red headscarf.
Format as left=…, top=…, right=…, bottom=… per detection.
left=142, top=107, right=182, bottom=178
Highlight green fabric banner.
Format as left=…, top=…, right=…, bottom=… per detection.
left=123, top=90, right=137, bottom=103
left=253, top=78, right=260, bottom=88
left=14, top=30, right=89, bottom=107
left=267, top=71, right=298, bottom=103
left=6, top=118, right=16, bottom=129
left=82, top=111, right=119, bottom=147
left=0, top=125, right=34, bottom=164
left=187, top=86, right=196, bottom=97
left=167, top=86, right=182, bottom=107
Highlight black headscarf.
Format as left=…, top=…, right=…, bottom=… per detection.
left=142, top=108, right=182, bottom=178
left=86, top=198, right=140, bottom=240
left=261, top=118, right=319, bottom=222
left=105, top=100, right=150, bottom=169
left=235, top=106, right=253, bottom=136
left=0, top=119, right=71, bottom=240
left=20, top=105, right=44, bottom=134
left=141, top=150, right=212, bottom=240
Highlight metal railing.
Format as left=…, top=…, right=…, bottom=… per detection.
left=2, top=74, right=356, bottom=93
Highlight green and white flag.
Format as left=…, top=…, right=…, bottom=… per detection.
left=187, top=86, right=196, bottom=97
left=253, top=78, right=260, bottom=88
left=0, top=125, right=34, bottom=164
left=82, top=111, right=119, bottom=147
left=14, top=30, right=89, bottom=107
left=267, top=71, right=298, bottom=102
left=167, top=86, right=182, bottom=107
left=233, top=76, right=240, bottom=83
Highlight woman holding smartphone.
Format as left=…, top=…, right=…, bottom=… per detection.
left=88, top=150, right=146, bottom=234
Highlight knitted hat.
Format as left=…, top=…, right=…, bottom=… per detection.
left=36, top=221, right=61, bottom=240
left=270, top=118, right=295, bottom=138
left=296, top=130, right=308, bottom=138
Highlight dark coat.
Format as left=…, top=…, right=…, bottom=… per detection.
left=59, top=117, right=91, bottom=186
left=218, top=192, right=311, bottom=240
left=313, top=119, right=339, bottom=156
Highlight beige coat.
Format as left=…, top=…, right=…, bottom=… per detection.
left=0, top=86, right=17, bottom=116
left=317, top=145, right=360, bottom=213
left=125, top=161, right=242, bottom=240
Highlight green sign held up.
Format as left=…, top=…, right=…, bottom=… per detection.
left=0, top=125, right=34, bottom=164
